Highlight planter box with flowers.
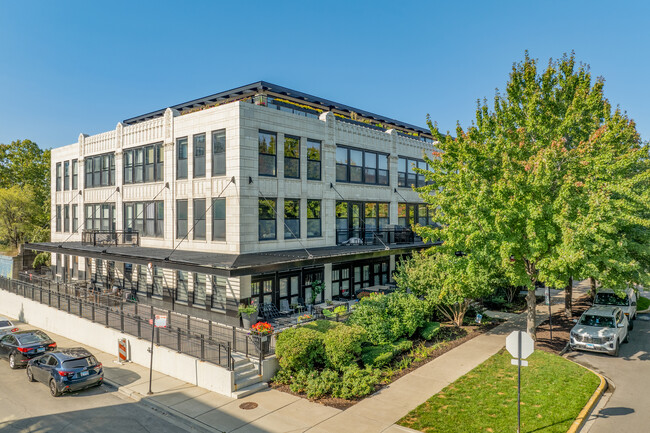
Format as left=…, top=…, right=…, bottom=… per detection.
left=250, top=321, right=274, bottom=354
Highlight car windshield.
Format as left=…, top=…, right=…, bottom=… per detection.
left=594, top=293, right=628, bottom=306
left=0, top=320, right=12, bottom=327
left=62, top=356, right=98, bottom=368
left=579, top=314, right=615, bottom=328
left=17, top=331, right=50, bottom=345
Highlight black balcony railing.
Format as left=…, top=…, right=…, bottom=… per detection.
left=81, top=230, right=140, bottom=246
left=336, top=226, right=419, bottom=246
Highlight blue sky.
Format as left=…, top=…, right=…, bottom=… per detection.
left=1, top=1, right=648, bottom=149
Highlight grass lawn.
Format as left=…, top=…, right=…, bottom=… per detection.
left=637, top=296, right=650, bottom=311
left=398, top=348, right=600, bottom=433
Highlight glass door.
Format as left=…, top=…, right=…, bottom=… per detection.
left=350, top=202, right=362, bottom=239
left=279, top=274, right=300, bottom=308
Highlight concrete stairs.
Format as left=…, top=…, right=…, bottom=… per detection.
left=231, top=353, right=268, bottom=399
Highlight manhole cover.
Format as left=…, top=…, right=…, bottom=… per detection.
left=239, top=402, right=258, bottom=410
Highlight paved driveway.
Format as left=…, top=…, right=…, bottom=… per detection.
left=565, top=312, right=650, bottom=432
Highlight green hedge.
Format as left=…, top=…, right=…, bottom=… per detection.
left=323, top=324, right=367, bottom=370
left=275, top=327, right=325, bottom=372
left=419, top=321, right=441, bottom=340
left=361, top=338, right=414, bottom=367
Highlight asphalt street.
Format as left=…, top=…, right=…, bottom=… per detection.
left=0, top=356, right=201, bottom=433
left=565, top=311, right=650, bottom=432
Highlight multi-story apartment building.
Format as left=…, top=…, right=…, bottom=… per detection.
left=30, top=82, right=437, bottom=327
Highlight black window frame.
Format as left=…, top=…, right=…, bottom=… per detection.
left=258, top=130, right=277, bottom=177
left=307, top=199, right=321, bottom=238
left=259, top=198, right=277, bottom=241
left=71, top=159, right=78, bottom=190
left=193, top=133, right=206, bottom=178
left=63, top=205, right=70, bottom=233
left=193, top=198, right=206, bottom=240
left=176, top=199, right=188, bottom=239
left=84, top=153, right=115, bottom=189
left=176, top=137, right=188, bottom=180
left=335, top=145, right=389, bottom=186
left=56, top=205, right=62, bottom=232
left=284, top=198, right=300, bottom=239
left=63, top=161, right=70, bottom=190
left=71, top=204, right=78, bottom=233
left=211, top=129, right=226, bottom=177
left=176, top=270, right=188, bottom=302
left=192, top=273, right=207, bottom=306
left=211, top=275, right=227, bottom=310
left=398, top=156, right=429, bottom=188
left=123, top=201, right=164, bottom=238
left=284, top=135, right=300, bottom=179
left=124, top=143, right=164, bottom=185
left=56, top=163, right=62, bottom=191
left=307, top=139, right=321, bottom=181
left=212, top=198, right=226, bottom=241
left=84, top=203, right=116, bottom=232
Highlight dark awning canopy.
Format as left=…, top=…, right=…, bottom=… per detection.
left=26, top=241, right=434, bottom=277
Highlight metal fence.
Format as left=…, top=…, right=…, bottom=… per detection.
left=2, top=275, right=276, bottom=371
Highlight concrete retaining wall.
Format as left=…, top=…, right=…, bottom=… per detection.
left=0, top=288, right=235, bottom=396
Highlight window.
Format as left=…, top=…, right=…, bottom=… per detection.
left=251, top=277, right=274, bottom=305
left=72, top=204, right=78, bottom=233
left=176, top=200, right=188, bottom=238
left=193, top=199, right=206, bottom=240
left=378, top=203, right=389, bottom=228
left=336, top=146, right=389, bottom=185
left=211, top=129, right=226, bottom=176
left=307, top=139, right=321, bottom=180
left=193, top=273, right=206, bottom=305
left=193, top=133, right=206, bottom=178
left=153, top=266, right=164, bottom=296
left=398, top=157, right=429, bottom=188
left=399, top=203, right=429, bottom=227
left=284, top=135, right=300, bottom=178
left=211, top=275, right=227, bottom=310
left=258, top=131, right=277, bottom=176
left=63, top=205, right=70, bottom=233
left=307, top=200, right=321, bottom=237
left=123, top=201, right=164, bottom=237
left=84, top=153, right=115, bottom=188
left=212, top=198, right=226, bottom=241
left=365, top=203, right=377, bottom=231
left=71, top=159, right=78, bottom=190
left=56, top=205, right=62, bottom=232
left=56, top=163, right=62, bottom=191
left=84, top=203, right=115, bottom=231
left=284, top=199, right=300, bottom=239
left=176, top=271, right=188, bottom=302
left=124, top=143, right=163, bottom=184
left=138, top=265, right=148, bottom=294
left=332, top=265, right=351, bottom=298
left=63, top=161, right=70, bottom=190
left=259, top=198, right=276, bottom=240
left=177, top=137, right=188, bottom=179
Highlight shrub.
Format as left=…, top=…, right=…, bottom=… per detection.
left=303, top=319, right=340, bottom=333
left=419, top=322, right=441, bottom=340
left=323, top=324, right=367, bottom=370
left=333, top=305, right=347, bottom=315
left=272, top=368, right=293, bottom=385
left=275, top=327, right=325, bottom=372
left=288, top=369, right=310, bottom=393
left=348, top=292, right=428, bottom=344
left=305, top=369, right=339, bottom=399
left=333, top=365, right=382, bottom=399
left=360, top=338, right=413, bottom=367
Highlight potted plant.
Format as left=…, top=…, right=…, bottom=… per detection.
left=297, top=313, right=313, bottom=323
left=250, top=321, right=274, bottom=354
left=239, top=302, right=258, bottom=329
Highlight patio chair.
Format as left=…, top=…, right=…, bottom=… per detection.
left=279, top=299, right=293, bottom=315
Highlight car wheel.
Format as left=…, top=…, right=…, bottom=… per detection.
left=628, top=320, right=634, bottom=330
left=26, top=366, right=35, bottom=382
left=612, top=341, right=620, bottom=357
left=624, top=333, right=629, bottom=343
left=9, top=353, right=17, bottom=369
left=49, top=379, right=61, bottom=397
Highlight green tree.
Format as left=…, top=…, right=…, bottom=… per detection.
left=418, top=52, right=647, bottom=337
left=0, top=186, right=41, bottom=249
left=394, top=251, right=494, bottom=326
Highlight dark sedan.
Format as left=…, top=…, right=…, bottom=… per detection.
left=27, top=348, right=103, bottom=397
left=0, top=330, right=57, bottom=369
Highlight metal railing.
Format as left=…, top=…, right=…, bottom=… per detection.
left=4, top=274, right=277, bottom=370
left=81, top=230, right=140, bottom=246
left=335, top=226, right=418, bottom=246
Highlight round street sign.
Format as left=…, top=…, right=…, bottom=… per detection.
left=506, top=331, right=534, bottom=359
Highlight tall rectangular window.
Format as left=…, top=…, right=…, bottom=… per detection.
left=364, top=152, right=376, bottom=184
left=71, top=159, right=78, bottom=190
left=284, top=135, right=300, bottom=179
left=398, top=157, right=407, bottom=187
left=124, top=150, right=133, bottom=184
left=63, top=161, right=70, bottom=190
left=72, top=204, right=78, bottom=233
left=144, top=145, right=155, bottom=182
left=92, top=156, right=101, bottom=186
left=211, top=275, right=227, bottom=310
left=124, top=143, right=163, bottom=184
left=349, top=149, right=363, bottom=183
left=85, top=159, right=92, bottom=188
left=378, top=154, right=389, bottom=185
left=63, top=205, right=70, bottom=233
left=336, top=147, right=348, bottom=182
left=284, top=199, right=300, bottom=239
left=176, top=200, right=188, bottom=239
left=307, top=200, right=321, bottom=237
left=193, top=199, right=206, bottom=240
left=212, top=198, right=226, bottom=241
left=258, top=131, right=277, bottom=176
left=101, top=154, right=110, bottom=186
left=177, top=137, right=188, bottom=179
left=378, top=203, right=389, bottom=228
left=176, top=271, right=188, bottom=302
left=193, top=273, right=206, bottom=305
left=155, top=144, right=164, bottom=181
left=56, top=163, right=62, bottom=191
left=307, top=139, right=321, bottom=180
left=153, top=266, right=164, bottom=296
left=134, top=148, right=144, bottom=183
left=259, top=198, right=276, bottom=240
left=211, top=129, right=226, bottom=176
left=193, top=133, right=206, bottom=178
left=84, top=153, right=115, bottom=188
left=56, top=205, right=62, bottom=232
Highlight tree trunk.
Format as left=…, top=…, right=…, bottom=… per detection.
left=588, top=277, right=597, bottom=299
left=526, top=288, right=536, bottom=340
left=565, top=277, right=573, bottom=318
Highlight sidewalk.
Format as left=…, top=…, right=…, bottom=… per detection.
left=5, top=287, right=573, bottom=433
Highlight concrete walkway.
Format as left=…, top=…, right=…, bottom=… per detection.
left=5, top=287, right=574, bottom=433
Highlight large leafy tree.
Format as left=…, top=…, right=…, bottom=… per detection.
left=417, top=52, right=648, bottom=337
left=0, top=186, right=41, bottom=249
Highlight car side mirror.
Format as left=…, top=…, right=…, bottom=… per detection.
left=572, top=319, right=578, bottom=323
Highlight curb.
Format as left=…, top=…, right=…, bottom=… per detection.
left=565, top=363, right=607, bottom=433
left=102, top=378, right=221, bottom=433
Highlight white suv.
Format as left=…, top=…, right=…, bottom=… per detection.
left=593, top=288, right=637, bottom=329
left=570, top=306, right=629, bottom=357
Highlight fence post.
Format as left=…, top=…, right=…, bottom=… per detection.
left=168, top=310, right=172, bottom=327
left=227, top=342, right=232, bottom=370
left=187, top=314, right=191, bottom=332
left=79, top=300, right=82, bottom=317
left=57, top=293, right=61, bottom=309
left=156, top=326, right=160, bottom=345
left=200, top=334, right=205, bottom=361
left=67, top=297, right=71, bottom=313
left=92, top=304, right=95, bottom=322
left=232, top=326, right=237, bottom=352
left=105, top=308, right=109, bottom=327
left=177, top=328, right=182, bottom=353
left=137, top=316, right=141, bottom=339
left=39, top=288, right=43, bottom=303
left=120, top=311, right=125, bottom=332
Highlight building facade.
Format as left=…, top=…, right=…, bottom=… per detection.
left=32, top=82, right=437, bottom=326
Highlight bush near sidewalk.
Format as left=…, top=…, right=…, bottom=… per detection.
left=637, top=296, right=650, bottom=311
left=398, top=348, right=600, bottom=433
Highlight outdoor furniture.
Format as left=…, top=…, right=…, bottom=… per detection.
left=259, top=303, right=293, bottom=327
left=279, top=299, right=293, bottom=315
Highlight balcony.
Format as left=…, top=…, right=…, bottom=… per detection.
left=81, top=230, right=140, bottom=247
left=335, top=226, right=420, bottom=246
